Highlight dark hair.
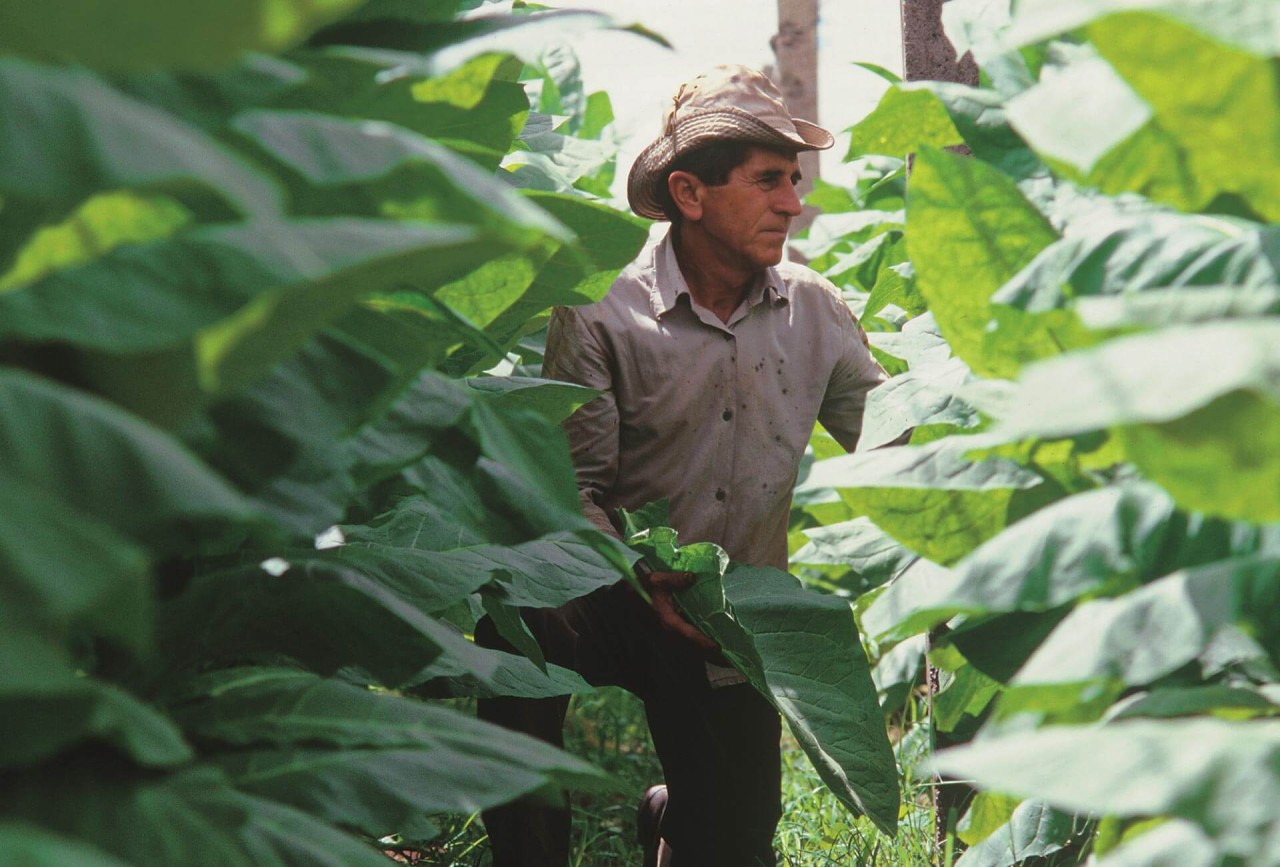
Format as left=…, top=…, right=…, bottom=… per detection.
left=655, top=140, right=758, bottom=223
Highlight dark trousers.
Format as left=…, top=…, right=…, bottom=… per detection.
left=476, top=582, right=781, bottom=867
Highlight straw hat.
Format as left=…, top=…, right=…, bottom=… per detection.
left=626, top=65, right=834, bottom=221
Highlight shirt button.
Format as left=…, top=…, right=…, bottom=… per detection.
left=722, top=409, right=733, bottom=421
left=715, top=488, right=726, bottom=501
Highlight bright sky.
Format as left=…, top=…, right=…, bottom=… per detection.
left=547, top=0, right=904, bottom=198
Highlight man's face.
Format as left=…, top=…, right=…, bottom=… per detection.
left=696, top=146, right=804, bottom=272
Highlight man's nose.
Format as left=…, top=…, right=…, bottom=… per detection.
left=775, top=182, right=803, bottom=216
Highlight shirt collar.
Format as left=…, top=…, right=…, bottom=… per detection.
left=650, top=229, right=791, bottom=319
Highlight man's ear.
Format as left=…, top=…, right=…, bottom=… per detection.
left=667, top=171, right=703, bottom=221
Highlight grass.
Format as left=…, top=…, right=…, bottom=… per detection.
left=396, top=687, right=941, bottom=866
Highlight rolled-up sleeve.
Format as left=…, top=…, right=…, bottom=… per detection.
left=542, top=305, right=623, bottom=538
left=817, top=308, right=891, bottom=452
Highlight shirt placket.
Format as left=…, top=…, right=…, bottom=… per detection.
left=706, top=325, right=741, bottom=545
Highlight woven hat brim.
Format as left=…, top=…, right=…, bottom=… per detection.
left=627, top=108, right=834, bottom=221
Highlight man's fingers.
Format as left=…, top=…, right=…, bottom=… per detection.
left=645, top=569, right=697, bottom=591
left=650, top=589, right=720, bottom=652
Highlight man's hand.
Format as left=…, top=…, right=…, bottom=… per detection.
left=639, top=568, right=724, bottom=659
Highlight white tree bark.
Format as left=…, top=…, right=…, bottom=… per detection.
left=772, top=0, right=820, bottom=242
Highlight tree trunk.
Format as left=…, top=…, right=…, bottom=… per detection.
left=771, top=0, right=820, bottom=243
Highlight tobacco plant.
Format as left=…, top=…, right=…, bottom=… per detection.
left=789, top=0, right=1280, bottom=863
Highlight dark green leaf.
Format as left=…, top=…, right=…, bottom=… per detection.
left=0, top=761, right=392, bottom=867
left=0, top=60, right=281, bottom=218
left=623, top=510, right=900, bottom=835
left=720, top=564, right=901, bottom=836
left=0, top=681, right=191, bottom=770
left=464, top=376, right=599, bottom=423
left=0, top=0, right=366, bottom=71
left=0, top=370, right=257, bottom=551
left=174, top=669, right=614, bottom=831
left=0, top=477, right=150, bottom=655
left=0, top=822, right=131, bottom=867
left=410, top=648, right=591, bottom=699
left=481, top=583, right=547, bottom=672
left=156, top=562, right=494, bottom=688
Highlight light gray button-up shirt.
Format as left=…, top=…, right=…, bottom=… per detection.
left=544, top=230, right=888, bottom=571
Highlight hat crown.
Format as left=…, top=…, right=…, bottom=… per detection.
left=665, top=65, right=797, bottom=140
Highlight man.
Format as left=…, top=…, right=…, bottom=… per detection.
left=476, top=65, right=890, bottom=867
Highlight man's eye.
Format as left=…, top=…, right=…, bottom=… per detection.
left=755, top=177, right=781, bottom=191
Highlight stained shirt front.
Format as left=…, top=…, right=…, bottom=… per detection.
left=543, top=230, right=889, bottom=571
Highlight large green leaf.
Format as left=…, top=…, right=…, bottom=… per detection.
left=0, top=190, right=194, bottom=292
left=334, top=533, right=627, bottom=611
left=866, top=312, right=955, bottom=370
left=846, top=85, right=962, bottom=161
left=0, top=681, right=192, bottom=770
left=0, top=60, right=282, bottom=220
left=933, top=663, right=1001, bottom=733
left=857, top=357, right=981, bottom=451
left=0, top=762, right=391, bottom=867
left=992, top=206, right=1278, bottom=315
left=279, top=52, right=529, bottom=169
left=0, top=621, right=79, bottom=696
left=462, top=399, right=600, bottom=539
left=464, top=376, right=599, bottom=423
left=0, top=370, right=257, bottom=551
left=791, top=516, right=920, bottom=590
left=1094, top=819, right=1220, bottom=867
left=954, top=801, right=1083, bottom=867
left=1075, top=285, right=1280, bottom=330
left=0, top=230, right=277, bottom=352
left=1109, top=685, right=1278, bottom=722
left=625, top=512, right=900, bottom=836
left=170, top=668, right=613, bottom=830
left=506, top=115, right=616, bottom=195
left=905, top=146, right=1078, bottom=378
left=1001, top=42, right=1208, bottom=212
left=230, top=110, right=570, bottom=239
left=0, top=476, right=150, bottom=656
left=0, top=0, right=365, bottom=71
left=930, top=719, right=1280, bottom=862
left=724, top=564, right=901, bottom=835
left=189, top=218, right=540, bottom=402
left=1003, top=44, right=1149, bottom=176
left=311, top=7, right=670, bottom=78
left=863, top=481, right=1280, bottom=643
left=1089, top=12, right=1280, bottom=222
left=441, top=192, right=649, bottom=374
left=409, top=644, right=592, bottom=700
left=1001, top=0, right=1280, bottom=57
left=863, top=482, right=1173, bottom=640
left=796, top=436, right=1043, bottom=566
left=992, top=321, right=1280, bottom=521
left=1012, top=554, right=1280, bottom=688
left=0, top=823, right=131, bottom=867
